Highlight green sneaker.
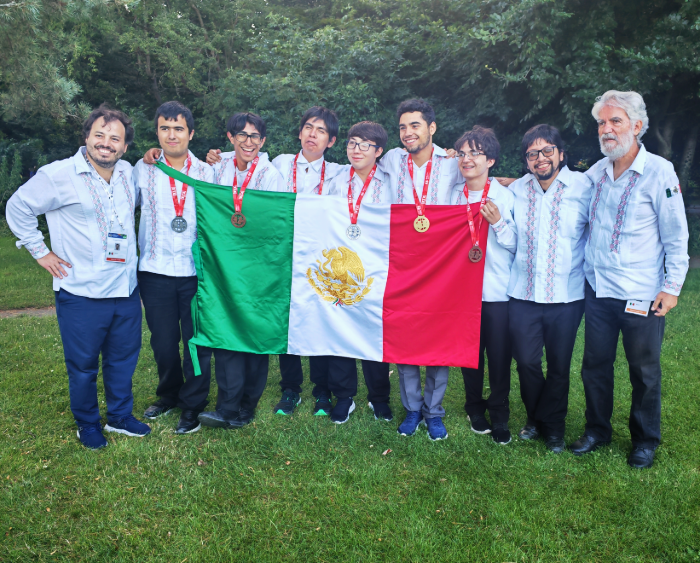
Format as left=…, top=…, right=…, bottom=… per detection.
left=273, top=389, right=301, bottom=415
left=313, top=393, right=332, bottom=416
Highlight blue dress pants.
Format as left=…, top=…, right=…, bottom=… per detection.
left=55, top=287, right=142, bottom=426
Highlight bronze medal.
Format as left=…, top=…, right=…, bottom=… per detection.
left=414, top=215, right=430, bottom=233
left=468, top=245, right=483, bottom=263
left=231, top=212, right=247, bottom=228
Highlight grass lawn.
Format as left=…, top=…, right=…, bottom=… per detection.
left=1, top=272, right=699, bottom=561
left=0, top=234, right=55, bottom=310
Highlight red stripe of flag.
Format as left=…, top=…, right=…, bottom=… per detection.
left=382, top=204, right=486, bottom=368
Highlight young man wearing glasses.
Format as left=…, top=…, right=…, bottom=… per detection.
left=506, top=124, right=593, bottom=453
left=449, top=126, right=517, bottom=445
left=379, top=99, right=461, bottom=441
left=207, top=107, right=345, bottom=418
left=322, top=121, right=394, bottom=424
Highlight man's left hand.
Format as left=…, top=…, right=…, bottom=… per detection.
left=651, top=291, right=678, bottom=317
left=480, top=200, right=502, bottom=225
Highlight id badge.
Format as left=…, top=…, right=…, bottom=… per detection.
left=106, top=231, right=128, bottom=264
left=625, top=300, right=650, bottom=317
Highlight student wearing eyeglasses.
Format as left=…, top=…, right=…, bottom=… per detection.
left=506, top=125, right=593, bottom=453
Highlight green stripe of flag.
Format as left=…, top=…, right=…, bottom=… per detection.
left=155, top=162, right=296, bottom=375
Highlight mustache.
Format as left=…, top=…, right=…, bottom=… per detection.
left=600, top=133, right=618, bottom=142
left=94, top=144, right=117, bottom=153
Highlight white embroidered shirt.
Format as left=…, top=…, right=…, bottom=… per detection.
left=212, top=151, right=284, bottom=192
left=271, top=151, right=345, bottom=194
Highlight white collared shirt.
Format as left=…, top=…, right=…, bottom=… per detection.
left=271, top=151, right=345, bottom=194
left=212, top=151, right=284, bottom=192
left=584, top=144, right=689, bottom=299
left=507, top=166, right=593, bottom=303
left=325, top=165, right=393, bottom=204
left=450, top=179, right=517, bottom=302
left=379, top=144, right=461, bottom=205
left=133, top=150, right=213, bottom=277
left=6, top=147, right=138, bottom=298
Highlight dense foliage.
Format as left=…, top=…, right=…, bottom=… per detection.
left=0, top=0, right=698, bottom=194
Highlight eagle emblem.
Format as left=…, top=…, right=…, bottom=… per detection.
left=307, top=246, right=374, bottom=306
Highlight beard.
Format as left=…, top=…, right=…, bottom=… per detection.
left=599, top=129, right=635, bottom=161
left=404, top=135, right=430, bottom=154
left=86, top=144, right=123, bottom=169
left=533, top=160, right=556, bottom=182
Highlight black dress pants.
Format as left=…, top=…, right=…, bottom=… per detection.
left=461, top=301, right=512, bottom=424
left=581, top=282, right=665, bottom=448
left=309, top=356, right=357, bottom=399
left=197, top=347, right=269, bottom=419
left=278, top=354, right=304, bottom=394
left=509, top=297, right=585, bottom=437
left=139, top=271, right=210, bottom=412
left=361, top=360, right=391, bottom=404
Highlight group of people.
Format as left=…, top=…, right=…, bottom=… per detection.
left=6, top=90, right=688, bottom=470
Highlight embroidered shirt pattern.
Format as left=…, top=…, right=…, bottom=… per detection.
left=524, top=179, right=538, bottom=301
left=492, top=220, right=507, bottom=235
left=214, top=158, right=230, bottom=185
left=396, top=154, right=408, bottom=203
left=119, top=171, right=134, bottom=218
left=588, top=172, right=607, bottom=241
left=145, top=165, right=158, bottom=260
left=428, top=157, right=442, bottom=205
left=80, top=172, right=109, bottom=251
left=371, top=178, right=383, bottom=203
left=663, top=280, right=683, bottom=293
left=286, top=159, right=295, bottom=192
left=27, top=241, right=49, bottom=259
left=544, top=181, right=565, bottom=303
left=610, top=171, right=641, bottom=254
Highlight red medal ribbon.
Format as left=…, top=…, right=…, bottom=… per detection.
left=407, top=149, right=434, bottom=216
left=165, top=156, right=192, bottom=217
left=232, top=155, right=259, bottom=213
left=347, top=164, right=377, bottom=225
left=463, top=177, right=492, bottom=251
left=293, top=152, right=326, bottom=195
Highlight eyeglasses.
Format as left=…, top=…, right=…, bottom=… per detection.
left=457, top=150, right=486, bottom=160
left=346, top=140, right=379, bottom=152
left=234, top=131, right=263, bottom=144
left=525, top=145, right=557, bottom=161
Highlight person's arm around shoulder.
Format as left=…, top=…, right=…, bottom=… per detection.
left=651, top=165, right=689, bottom=316
left=5, top=170, right=72, bottom=278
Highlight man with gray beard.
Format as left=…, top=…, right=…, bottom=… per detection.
left=570, top=91, right=689, bottom=468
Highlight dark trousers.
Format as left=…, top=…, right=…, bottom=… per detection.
left=509, top=297, right=584, bottom=437
left=197, top=347, right=269, bottom=419
left=581, top=282, right=665, bottom=448
left=361, top=360, right=391, bottom=404
left=55, top=287, right=142, bottom=425
left=279, top=354, right=303, bottom=394
left=309, top=356, right=357, bottom=399
left=138, top=271, right=209, bottom=412
left=461, top=301, right=512, bottom=424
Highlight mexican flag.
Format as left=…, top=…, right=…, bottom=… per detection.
left=156, top=163, right=485, bottom=374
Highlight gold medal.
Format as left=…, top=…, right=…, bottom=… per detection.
left=414, top=215, right=430, bottom=233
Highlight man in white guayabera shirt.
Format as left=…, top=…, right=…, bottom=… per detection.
left=6, top=104, right=151, bottom=449
left=570, top=91, right=689, bottom=469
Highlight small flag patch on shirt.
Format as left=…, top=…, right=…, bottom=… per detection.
left=666, top=188, right=672, bottom=198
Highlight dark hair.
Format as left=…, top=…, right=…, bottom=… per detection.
left=347, top=121, right=389, bottom=152
left=226, top=112, right=266, bottom=139
left=154, top=101, right=195, bottom=132
left=82, top=103, right=134, bottom=145
left=299, top=106, right=339, bottom=149
left=454, top=126, right=500, bottom=169
left=396, top=98, right=436, bottom=126
left=521, top=124, right=568, bottom=168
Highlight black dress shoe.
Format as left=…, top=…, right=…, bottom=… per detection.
left=198, top=411, right=238, bottom=429
left=229, top=409, right=255, bottom=428
left=518, top=424, right=539, bottom=441
left=144, top=400, right=176, bottom=420
left=569, top=435, right=610, bottom=456
left=545, top=436, right=566, bottom=454
left=627, top=447, right=655, bottom=469
left=175, top=410, right=202, bottom=434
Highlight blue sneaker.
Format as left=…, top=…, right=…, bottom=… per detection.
left=426, top=416, right=448, bottom=441
left=105, top=415, right=151, bottom=437
left=398, top=411, right=424, bottom=436
left=330, top=398, right=356, bottom=424
left=76, top=422, right=108, bottom=450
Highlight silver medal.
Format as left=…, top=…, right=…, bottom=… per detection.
left=171, top=216, right=188, bottom=233
left=346, top=224, right=361, bottom=240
